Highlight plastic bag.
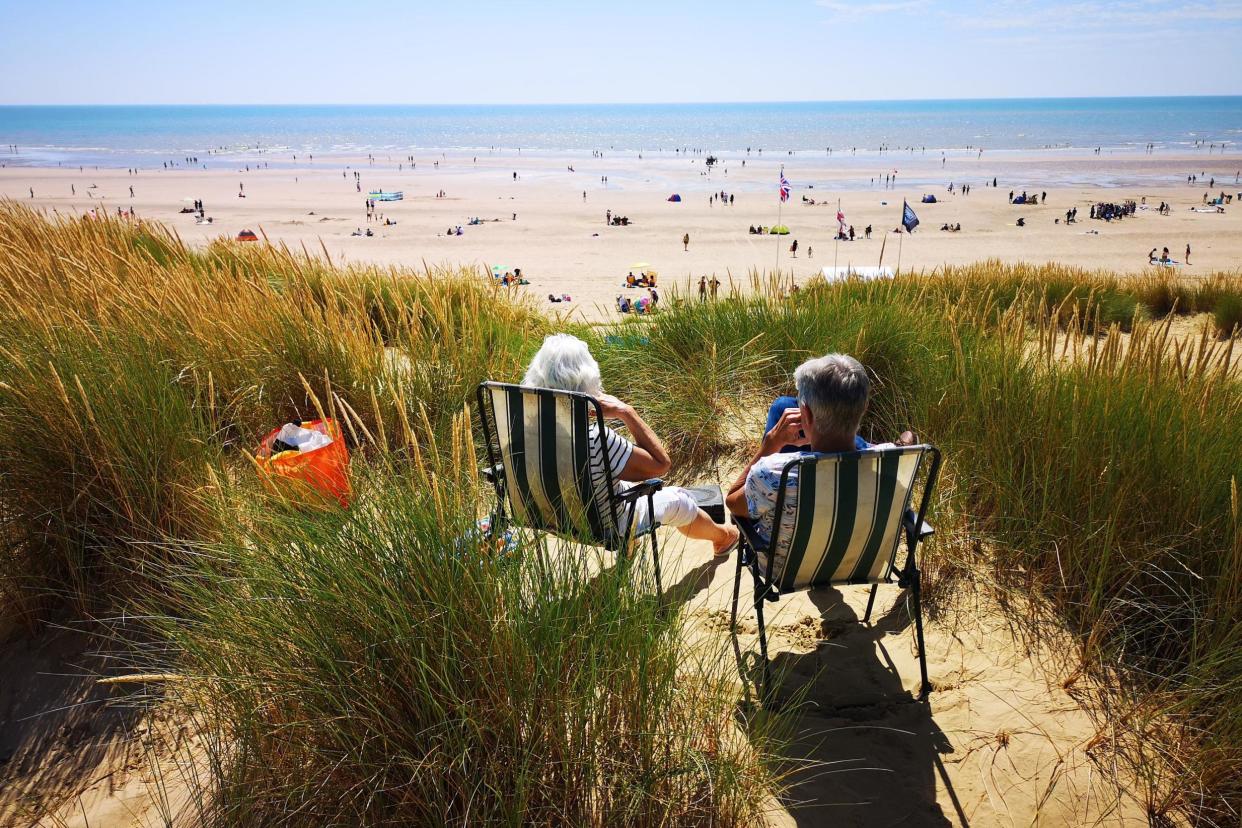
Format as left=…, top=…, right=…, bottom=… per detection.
left=255, top=418, right=351, bottom=507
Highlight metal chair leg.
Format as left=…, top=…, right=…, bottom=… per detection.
left=863, top=583, right=879, bottom=622
left=910, top=567, right=932, bottom=701
left=648, top=530, right=663, bottom=595
left=730, top=548, right=743, bottom=634
left=753, top=569, right=771, bottom=706
left=730, top=548, right=745, bottom=686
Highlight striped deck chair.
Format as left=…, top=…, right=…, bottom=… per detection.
left=475, top=381, right=665, bottom=590
left=731, top=445, right=942, bottom=703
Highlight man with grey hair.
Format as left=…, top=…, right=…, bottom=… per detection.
left=725, top=353, right=914, bottom=545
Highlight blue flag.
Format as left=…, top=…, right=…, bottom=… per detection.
left=902, top=201, right=920, bottom=233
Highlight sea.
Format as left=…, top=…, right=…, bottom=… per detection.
left=1, top=98, right=1239, bottom=188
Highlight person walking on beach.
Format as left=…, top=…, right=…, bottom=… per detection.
left=709, top=276, right=720, bottom=299
left=698, top=276, right=707, bottom=301
left=606, top=209, right=611, bottom=225
left=790, top=239, right=798, bottom=258
left=129, top=185, right=134, bottom=198
left=683, top=232, right=690, bottom=252
left=1185, top=244, right=1192, bottom=265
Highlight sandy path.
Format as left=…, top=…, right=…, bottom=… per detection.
left=660, top=533, right=1150, bottom=828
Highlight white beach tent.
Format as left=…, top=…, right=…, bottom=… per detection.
left=820, top=266, right=895, bottom=283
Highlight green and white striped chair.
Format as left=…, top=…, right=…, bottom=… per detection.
left=475, top=381, right=665, bottom=590
left=731, top=445, right=942, bottom=703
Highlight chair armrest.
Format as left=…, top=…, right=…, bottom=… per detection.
left=902, top=509, right=934, bottom=541
left=481, top=463, right=504, bottom=484
left=734, top=515, right=768, bottom=555
left=614, top=478, right=664, bottom=501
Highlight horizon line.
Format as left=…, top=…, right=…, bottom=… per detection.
left=2, top=94, right=1241, bottom=108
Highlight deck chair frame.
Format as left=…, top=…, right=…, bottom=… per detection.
left=730, top=444, right=942, bottom=704
left=476, top=381, right=665, bottom=591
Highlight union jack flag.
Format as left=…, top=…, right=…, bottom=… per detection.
left=779, top=172, right=790, bottom=203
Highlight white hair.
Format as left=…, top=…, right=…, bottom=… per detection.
left=794, top=353, right=870, bottom=440
left=523, top=333, right=604, bottom=396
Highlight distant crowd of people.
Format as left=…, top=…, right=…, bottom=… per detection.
left=1090, top=201, right=1136, bottom=221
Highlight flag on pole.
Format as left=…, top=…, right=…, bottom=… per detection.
left=901, top=200, right=920, bottom=233
left=779, top=172, right=790, bottom=203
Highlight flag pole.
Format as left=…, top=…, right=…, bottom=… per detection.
left=833, top=197, right=840, bottom=279
left=775, top=165, right=783, bottom=280
left=897, top=230, right=904, bottom=273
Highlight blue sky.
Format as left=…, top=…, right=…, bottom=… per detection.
left=1, top=0, right=1239, bottom=104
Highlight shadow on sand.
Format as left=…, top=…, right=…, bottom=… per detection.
left=0, top=622, right=143, bottom=823
left=740, top=587, right=968, bottom=827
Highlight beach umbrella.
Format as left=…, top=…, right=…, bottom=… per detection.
left=768, top=225, right=790, bottom=235
left=236, top=229, right=259, bottom=242
left=667, top=194, right=682, bottom=202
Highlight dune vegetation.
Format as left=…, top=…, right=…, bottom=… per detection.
left=1, top=202, right=1240, bottom=825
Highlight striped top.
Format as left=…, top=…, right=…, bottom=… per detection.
left=745, top=445, right=919, bottom=590
left=590, top=424, right=634, bottom=513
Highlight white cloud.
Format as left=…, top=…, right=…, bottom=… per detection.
left=815, top=0, right=930, bottom=18
left=952, top=0, right=1242, bottom=32
left=814, top=0, right=1242, bottom=31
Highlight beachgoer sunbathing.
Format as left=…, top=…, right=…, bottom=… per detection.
left=523, top=335, right=739, bottom=554
left=725, top=353, right=915, bottom=545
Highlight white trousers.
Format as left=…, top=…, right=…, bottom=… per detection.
left=616, top=483, right=700, bottom=534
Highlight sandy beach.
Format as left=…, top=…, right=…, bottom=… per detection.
left=3, top=148, right=1239, bottom=319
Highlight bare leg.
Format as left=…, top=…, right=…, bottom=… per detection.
left=675, top=508, right=740, bottom=554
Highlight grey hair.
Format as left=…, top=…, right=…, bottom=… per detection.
left=523, top=333, right=604, bottom=396
left=794, top=353, right=870, bottom=440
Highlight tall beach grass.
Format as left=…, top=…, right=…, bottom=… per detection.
left=1, top=204, right=1240, bottom=823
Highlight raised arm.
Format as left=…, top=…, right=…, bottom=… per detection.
left=725, top=408, right=803, bottom=517
left=596, top=393, right=671, bottom=481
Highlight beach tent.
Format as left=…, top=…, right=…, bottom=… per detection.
left=820, top=266, right=894, bottom=283
left=236, top=229, right=259, bottom=242
left=921, top=194, right=937, bottom=204
left=667, top=194, right=682, bottom=202
left=769, top=225, right=790, bottom=235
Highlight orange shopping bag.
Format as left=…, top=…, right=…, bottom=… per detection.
left=255, top=418, right=351, bottom=507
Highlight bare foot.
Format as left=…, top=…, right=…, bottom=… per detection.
left=713, top=524, right=740, bottom=556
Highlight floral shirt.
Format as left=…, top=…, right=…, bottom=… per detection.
left=745, top=440, right=890, bottom=548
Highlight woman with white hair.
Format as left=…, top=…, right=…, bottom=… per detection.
left=523, top=334, right=740, bottom=555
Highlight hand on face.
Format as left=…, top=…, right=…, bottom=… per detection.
left=764, top=407, right=807, bottom=451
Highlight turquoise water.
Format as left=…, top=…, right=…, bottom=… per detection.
left=0, top=98, right=1239, bottom=169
